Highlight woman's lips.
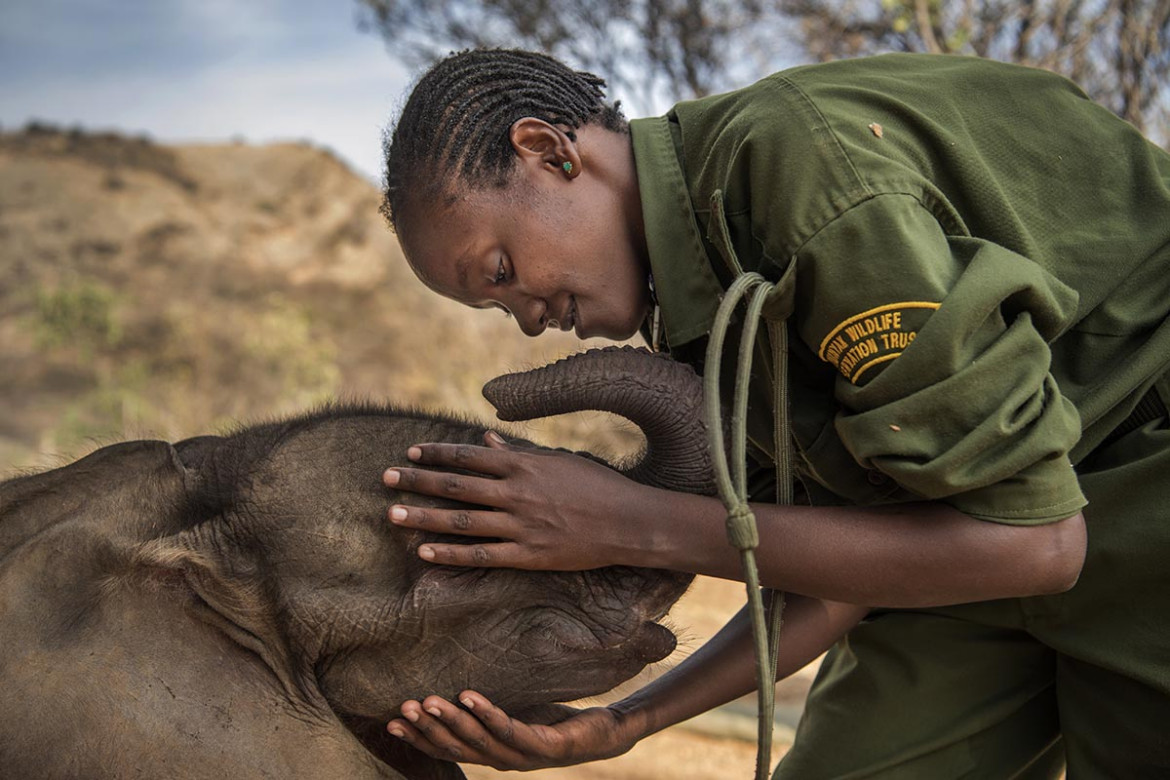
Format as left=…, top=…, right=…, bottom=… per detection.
left=548, top=297, right=581, bottom=336
left=548, top=297, right=578, bottom=333
left=570, top=296, right=582, bottom=337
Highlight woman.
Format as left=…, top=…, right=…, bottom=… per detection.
left=378, top=49, right=1170, bottom=777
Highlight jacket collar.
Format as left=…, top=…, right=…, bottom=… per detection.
left=630, top=115, right=725, bottom=349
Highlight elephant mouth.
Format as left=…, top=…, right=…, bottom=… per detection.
left=517, top=566, right=691, bottom=667
left=523, top=607, right=678, bottom=667
left=624, top=620, right=678, bottom=663
left=411, top=562, right=690, bottom=692
left=484, top=612, right=677, bottom=708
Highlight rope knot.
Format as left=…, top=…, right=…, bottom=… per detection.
left=725, top=504, right=760, bottom=551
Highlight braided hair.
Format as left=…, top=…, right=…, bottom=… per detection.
left=381, top=49, right=626, bottom=232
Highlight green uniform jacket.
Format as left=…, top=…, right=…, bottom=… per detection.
left=631, top=54, right=1170, bottom=525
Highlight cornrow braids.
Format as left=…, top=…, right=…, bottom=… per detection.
left=381, top=48, right=627, bottom=231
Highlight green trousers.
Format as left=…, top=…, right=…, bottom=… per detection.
left=775, top=390, right=1170, bottom=779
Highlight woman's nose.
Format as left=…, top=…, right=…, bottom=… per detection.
left=517, top=314, right=546, bottom=337
left=516, top=299, right=549, bottom=338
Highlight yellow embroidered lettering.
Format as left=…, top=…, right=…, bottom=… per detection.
left=838, top=349, right=860, bottom=378
left=824, top=334, right=849, bottom=364
left=817, top=301, right=940, bottom=384
left=880, top=331, right=915, bottom=350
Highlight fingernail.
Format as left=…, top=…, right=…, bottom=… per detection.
left=388, top=727, right=404, bottom=738
left=407, top=446, right=422, bottom=461
left=384, top=469, right=400, bottom=486
left=390, top=506, right=407, bottom=522
left=404, top=710, right=419, bottom=723
left=460, top=697, right=475, bottom=710
left=486, top=430, right=504, bottom=444
left=418, top=546, right=435, bottom=561
left=426, top=707, right=442, bottom=718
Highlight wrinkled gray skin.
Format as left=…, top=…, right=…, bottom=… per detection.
left=0, top=347, right=714, bottom=779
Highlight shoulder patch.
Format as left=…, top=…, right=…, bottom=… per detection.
left=818, top=302, right=940, bottom=383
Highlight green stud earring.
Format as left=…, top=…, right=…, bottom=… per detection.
left=562, top=161, right=573, bottom=174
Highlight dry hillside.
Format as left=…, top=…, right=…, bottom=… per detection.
left=0, top=124, right=640, bottom=471
left=0, top=125, right=811, bottom=778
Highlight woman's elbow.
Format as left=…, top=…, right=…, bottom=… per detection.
left=1030, top=511, right=1087, bottom=595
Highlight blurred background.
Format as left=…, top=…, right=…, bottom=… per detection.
left=1, top=2, right=1167, bottom=777
left=3, top=0, right=1168, bottom=472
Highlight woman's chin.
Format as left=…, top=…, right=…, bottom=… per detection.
left=569, top=306, right=647, bottom=342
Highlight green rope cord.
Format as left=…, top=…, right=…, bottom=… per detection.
left=736, top=281, right=788, bottom=705
left=765, top=317, right=790, bottom=703
left=733, top=283, right=770, bottom=497
left=703, top=271, right=789, bottom=780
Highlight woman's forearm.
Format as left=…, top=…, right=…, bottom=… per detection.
left=611, top=595, right=867, bottom=739
left=632, top=490, right=1085, bottom=608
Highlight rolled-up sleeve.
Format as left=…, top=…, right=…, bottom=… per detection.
left=793, top=194, right=1087, bottom=525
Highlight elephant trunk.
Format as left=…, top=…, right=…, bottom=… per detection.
left=482, top=346, right=714, bottom=495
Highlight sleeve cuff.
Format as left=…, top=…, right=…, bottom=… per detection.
left=943, top=455, right=1087, bottom=526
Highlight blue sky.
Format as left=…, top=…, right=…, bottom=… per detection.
left=0, top=0, right=413, bottom=181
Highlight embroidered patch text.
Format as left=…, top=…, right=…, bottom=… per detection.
left=818, top=302, right=940, bottom=383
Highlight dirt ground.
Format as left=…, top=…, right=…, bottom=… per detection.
left=464, top=727, right=783, bottom=780
left=463, top=576, right=818, bottom=780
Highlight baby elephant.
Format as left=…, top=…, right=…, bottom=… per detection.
left=0, top=347, right=713, bottom=779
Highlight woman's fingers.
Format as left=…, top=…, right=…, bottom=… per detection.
left=388, top=697, right=532, bottom=769
left=415, top=541, right=533, bottom=568
left=387, top=503, right=537, bottom=567
left=389, top=700, right=474, bottom=763
left=388, top=504, right=511, bottom=539
left=420, top=694, right=532, bottom=758
left=384, top=464, right=501, bottom=505
left=407, top=435, right=517, bottom=474
left=455, top=691, right=535, bottom=746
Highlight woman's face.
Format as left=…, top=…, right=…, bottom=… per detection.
left=398, top=123, right=652, bottom=341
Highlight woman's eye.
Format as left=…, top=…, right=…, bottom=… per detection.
left=493, top=258, right=507, bottom=284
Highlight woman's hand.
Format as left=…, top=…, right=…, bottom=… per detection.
left=384, top=431, right=659, bottom=570
left=387, top=691, right=641, bottom=771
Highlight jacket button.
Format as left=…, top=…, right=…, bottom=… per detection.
left=867, top=469, right=888, bottom=486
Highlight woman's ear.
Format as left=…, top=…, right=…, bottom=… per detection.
left=509, top=118, right=581, bottom=180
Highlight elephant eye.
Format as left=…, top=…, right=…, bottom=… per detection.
left=492, top=257, right=508, bottom=285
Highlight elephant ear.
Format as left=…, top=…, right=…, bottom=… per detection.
left=1, top=440, right=195, bottom=559
left=343, top=717, right=468, bottom=779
